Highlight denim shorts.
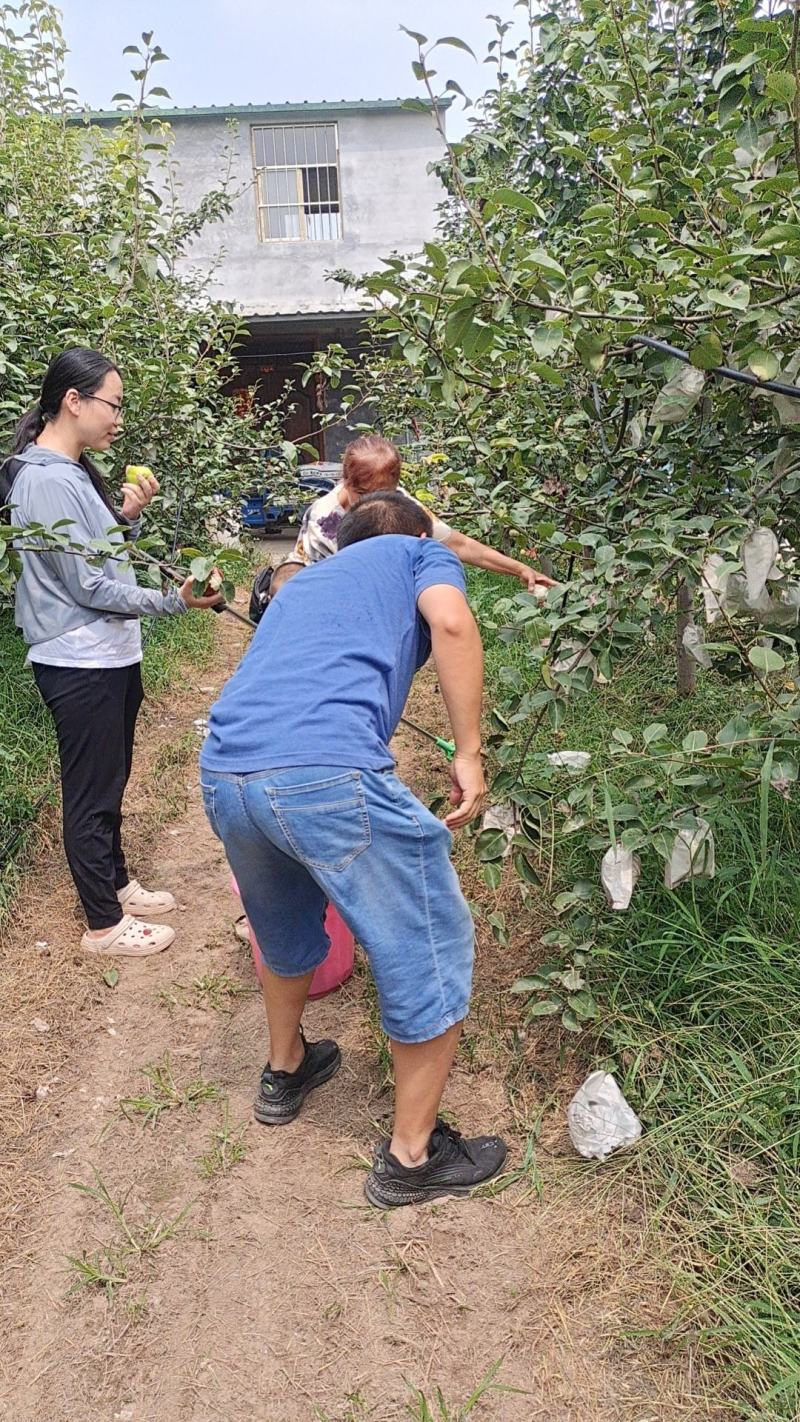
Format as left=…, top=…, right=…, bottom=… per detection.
left=200, top=765, right=474, bottom=1044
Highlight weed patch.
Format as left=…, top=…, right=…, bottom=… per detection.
left=120, top=1054, right=221, bottom=1127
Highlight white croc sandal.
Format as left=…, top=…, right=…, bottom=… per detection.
left=81, top=914, right=175, bottom=958
left=117, top=878, right=176, bottom=917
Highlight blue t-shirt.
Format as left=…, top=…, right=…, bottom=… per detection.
left=200, top=535, right=466, bottom=773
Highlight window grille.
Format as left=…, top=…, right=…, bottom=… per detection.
left=251, top=123, right=342, bottom=241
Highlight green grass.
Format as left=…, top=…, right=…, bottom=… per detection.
left=141, top=605, right=216, bottom=695
left=0, top=604, right=215, bottom=924
left=472, top=574, right=800, bottom=1421
left=0, top=611, right=58, bottom=919
left=197, top=1108, right=248, bottom=1180
left=67, top=1166, right=193, bottom=1299
left=120, top=1054, right=221, bottom=1128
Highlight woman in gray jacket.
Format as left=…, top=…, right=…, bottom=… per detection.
left=3, top=348, right=221, bottom=958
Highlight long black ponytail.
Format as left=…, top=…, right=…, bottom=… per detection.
left=1, top=347, right=120, bottom=512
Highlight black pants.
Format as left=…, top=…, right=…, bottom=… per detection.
left=33, top=662, right=144, bottom=930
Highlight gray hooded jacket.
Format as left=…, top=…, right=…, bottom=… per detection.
left=8, top=445, right=185, bottom=647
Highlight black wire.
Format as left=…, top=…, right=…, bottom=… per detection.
left=626, top=334, right=800, bottom=398
left=591, top=332, right=800, bottom=457
left=591, top=383, right=632, bottom=456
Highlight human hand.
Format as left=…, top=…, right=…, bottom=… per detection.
left=444, top=751, right=487, bottom=829
left=517, top=564, right=557, bottom=593
left=178, top=572, right=225, bottom=610
left=122, top=466, right=159, bottom=521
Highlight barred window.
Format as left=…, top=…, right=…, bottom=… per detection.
left=251, top=124, right=342, bottom=241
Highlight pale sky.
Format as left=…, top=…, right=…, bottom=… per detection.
left=55, top=0, right=530, bottom=138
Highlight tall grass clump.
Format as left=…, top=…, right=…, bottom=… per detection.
left=598, top=803, right=800, bottom=1420
left=472, top=574, right=800, bottom=1418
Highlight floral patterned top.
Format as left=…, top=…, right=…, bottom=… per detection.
left=294, top=483, right=453, bottom=564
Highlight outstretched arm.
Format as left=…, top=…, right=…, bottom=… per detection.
left=417, top=583, right=486, bottom=829
left=442, top=528, right=554, bottom=591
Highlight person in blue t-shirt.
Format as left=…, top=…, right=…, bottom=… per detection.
left=200, top=491, right=507, bottom=1208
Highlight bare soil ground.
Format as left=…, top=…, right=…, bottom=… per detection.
left=0, top=604, right=725, bottom=1422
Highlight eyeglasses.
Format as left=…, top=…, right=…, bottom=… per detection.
left=85, top=394, right=124, bottom=418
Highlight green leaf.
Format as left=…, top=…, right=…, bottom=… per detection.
left=581, top=202, right=613, bottom=222
left=575, top=333, right=606, bottom=373
left=560, top=1008, right=583, bottom=1033
left=434, top=35, right=476, bottom=58
left=488, top=187, right=543, bottom=217
left=530, top=361, right=565, bottom=387
left=529, top=322, right=564, bottom=359
left=445, top=301, right=479, bottom=349
left=747, top=348, right=780, bottom=382
left=718, top=713, right=752, bottom=746
left=690, top=332, right=723, bottom=370
left=547, top=696, right=567, bottom=730
left=719, top=84, right=746, bottom=122
left=682, top=730, right=709, bottom=753
left=526, top=998, right=562, bottom=1018
left=399, top=26, right=428, bottom=44
left=512, top=849, right=541, bottom=886
left=643, top=722, right=669, bottom=746
left=525, top=247, right=566, bottom=278
left=474, top=828, right=509, bottom=861
left=103, top=968, right=120, bottom=988
left=568, top=989, right=598, bottom=1020
left=712, top=54, right=758, bottom=90
left=748, top=645, right=785, bottom=674
left=482, top=861, right=503, bottom=890
left=707, top=282, right=751, bottom=311
left=629, top=205, right=672, bottom=226
left=765, top=71, right=797, bottom=106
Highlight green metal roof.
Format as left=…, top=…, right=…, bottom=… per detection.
left=74, top=97, right=451, bottom=124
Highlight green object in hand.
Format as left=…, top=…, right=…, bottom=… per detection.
left=400, top=715, right=455, bottom=761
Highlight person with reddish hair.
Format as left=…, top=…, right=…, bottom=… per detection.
left=296, top=435, right=553, bottom=592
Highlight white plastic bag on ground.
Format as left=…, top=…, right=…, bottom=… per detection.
left=600, top=844, right=641, bottom=911
left=547, top=751, right=592, bottom=772
left=568, top=1071, right=643, bottom=1161
left=664, top=816, right=716, bottom=889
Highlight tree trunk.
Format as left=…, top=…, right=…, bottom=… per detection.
left=676, top=577, right=697, bottom=699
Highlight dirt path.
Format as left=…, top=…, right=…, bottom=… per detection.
left=0, top=609, right=718, bottom=1422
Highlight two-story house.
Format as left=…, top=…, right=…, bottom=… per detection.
left=88, top=99, right=449, bottom=457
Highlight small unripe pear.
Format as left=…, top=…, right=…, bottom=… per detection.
left=125, top=464, right=154, bottom=484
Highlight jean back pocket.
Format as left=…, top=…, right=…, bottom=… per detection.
left=268, top=771, right=371, bottom=872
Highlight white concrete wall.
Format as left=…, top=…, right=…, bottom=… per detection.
left=162, top=107, right=447, bottom=316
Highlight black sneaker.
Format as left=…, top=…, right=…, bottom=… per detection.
left=364, top=1119, right=507, bottom=1208
left=254, top=1029, right=341, bottom=1125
